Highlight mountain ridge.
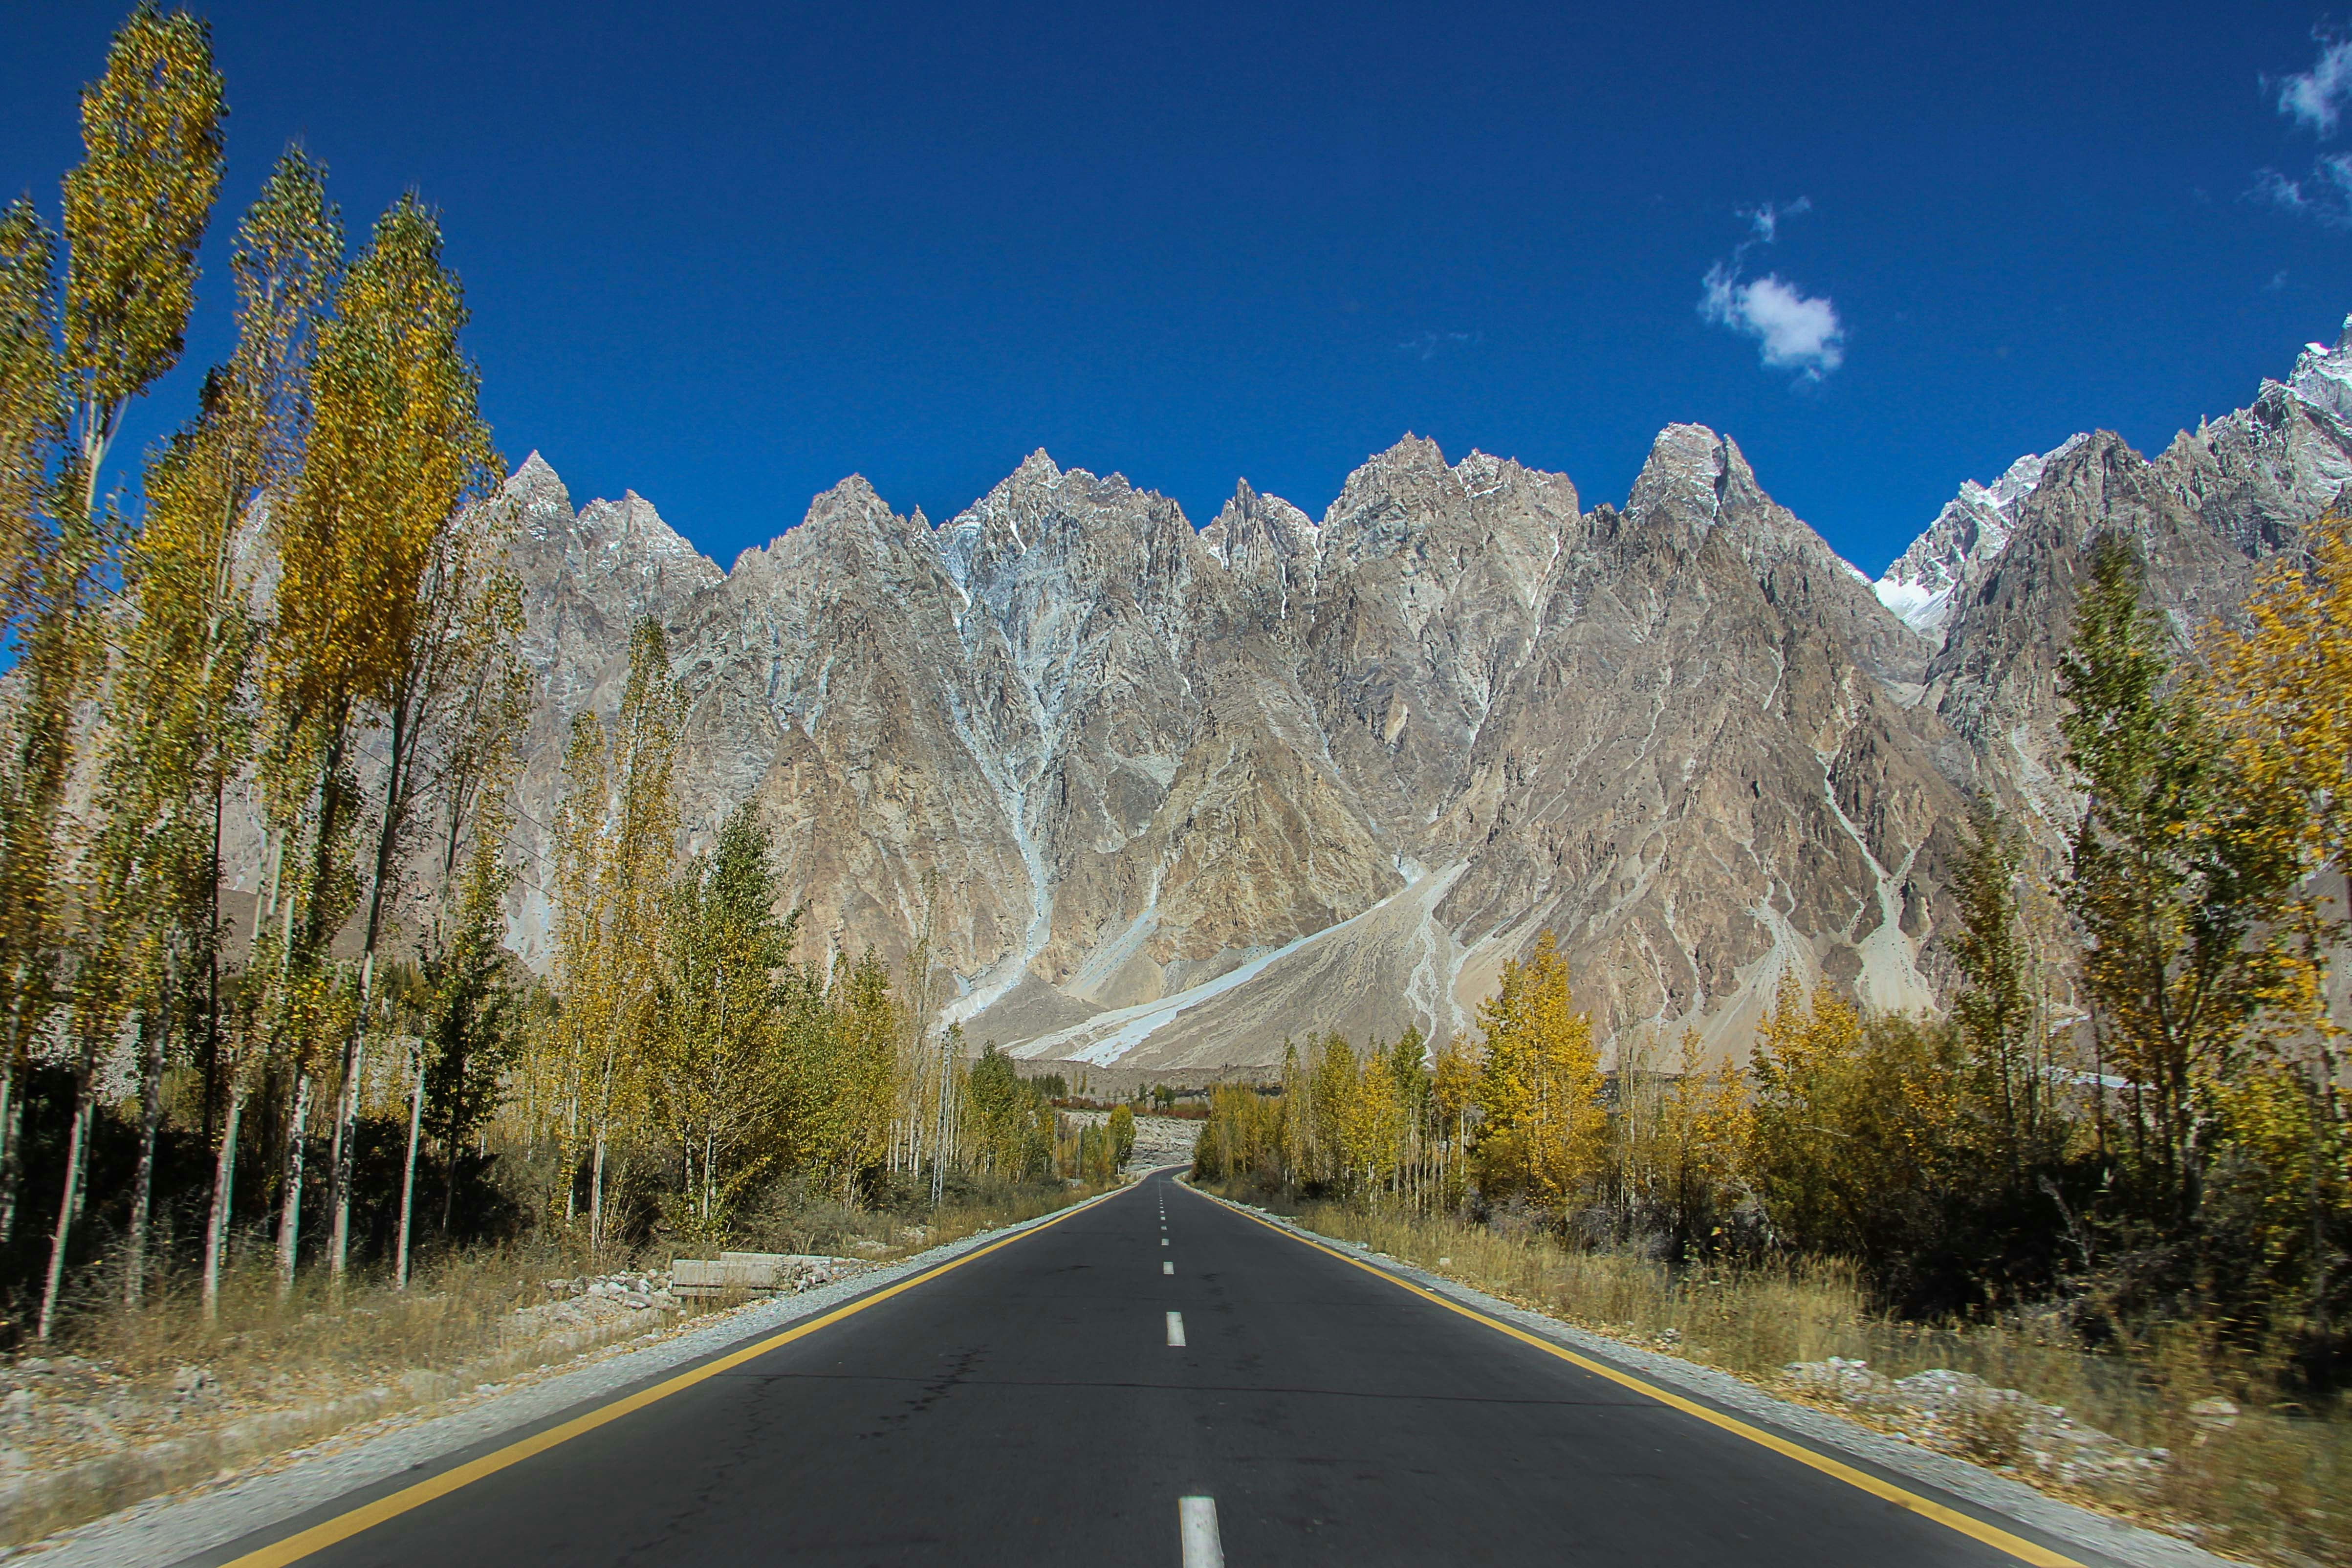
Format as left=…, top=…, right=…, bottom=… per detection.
left=460, top=321, right=2352, bottom=1073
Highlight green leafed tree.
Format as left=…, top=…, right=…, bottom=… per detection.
left=2057, top=533, right=2315, bottom=1230
left=18, top=3, right=225, bottom=1340
left=653, top=802, right=802, bottom=1244
left=101, top=146, right=341, bottom=1313
left=259, top=187, right=502, bottom=1285
left=0, top=197, right=64, bottom=1251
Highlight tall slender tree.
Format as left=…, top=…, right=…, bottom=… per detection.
left=2201, top=506, right=2352, bottom=1333
left=101, top=147, right=340, bottom=1309
left=543, top=619, right=682, bottom=1249
left=0, top=199, right=65, bottom=1248
left=317, top=195, right=501, bottom=1282
left=263, top=189, right=498, bottom=1284
left=395, top=605, right=531, bottom=1284
left=22, top=3, right=225, bottom=1339
left=654, top=803, right=797, bottom=1241
left=1472, top=930, right=1606, bottom=1213
left=1949, top=799, right=2047, bottom=1182
left=2058, top=533, right=2314, bottom=1225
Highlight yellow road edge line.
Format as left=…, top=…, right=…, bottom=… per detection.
left=220, top=1188, right=1122, bottom=1568
left=1198, top=1189, right=2086, bottom=1568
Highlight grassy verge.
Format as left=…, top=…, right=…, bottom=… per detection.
left=725, top=1172, right=1110, bottom=1262
left=0, top=1176, right=1104, bottom=1552
left=1212, top=1187, right=2350, bottom=1568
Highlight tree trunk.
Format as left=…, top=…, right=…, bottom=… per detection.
left=332, top=697, right=414, bottom=1285
left=276, top=1071, right=310, bottom=1303
left=326, top=974, right=369, bottom=1286
left=203, top=777, right=224, bottom=1145
left=0, top=974, right=35, bottom=1247
left=396, top=1041, right=425, bottom=1289
left=562, top=1093, right=578, bottom=1223
left=125, top=1008, right=170, bottom=1308
left=203, top=1083, right=243, bottom=1325
left=0, top=1048, right=20, bottom=1247
left=440, top=1083, right=461, bottom=1237
left=36, top=1089, right=91, bottom=1340
left=590, top=1131, right=606, bottom=1257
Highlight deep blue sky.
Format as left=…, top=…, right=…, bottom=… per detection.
left=7, top=1, right=2351, bottom=575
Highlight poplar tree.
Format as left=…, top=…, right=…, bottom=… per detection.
left=545, top=710, right=610, bottom=1225
left=2058, top=534, right=2311, bottom=1225
left=186, top=149, right=342, bottom=1317
left=103, top=147, right=340, bottom=1311
left=321, top=196, right=502, bottom=1281
left=1473, top=930, right=1606, bottom=1213
left=1949, top=799, right=2048, bottom=1182
left=2201, top=507, right=2352, bottom=1328
left=20, top=3, right=225, bottom=1339
left=398, top=778, right=521, bottom=1288
left=810, top=950, right=901, bottom=1195
left=0, top=200, right=64, bottom=1248
left=544, top=619, right=682, bottom=1249
left=655, top=803, right=798, bottom=1240
left=264, top=190, right=499, bottom=1283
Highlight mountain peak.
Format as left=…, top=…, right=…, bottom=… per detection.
left=1627, top=423, right=1731, bottom=525
left=1372, top=433, right=1449, bottom=471
left=506, top=450, right=572, bottom=511
left=1871, top=430, right=2090, bottom=639
left=2287, top=318, right=2352, bottom=424
left=1203, top=476, right=1318, bottom=563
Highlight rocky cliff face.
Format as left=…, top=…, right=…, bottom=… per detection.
left=1874, top=436, right=2088, bottom=639
left=493, top=320, right=2352, bottom=1073
left=1911, top=320, right=2352, bottom=828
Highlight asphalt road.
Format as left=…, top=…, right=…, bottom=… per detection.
left=192, top=1170, right=2116, bottom=1568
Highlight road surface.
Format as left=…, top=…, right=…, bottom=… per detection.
left=189, top=1169, right=2117, bottom=1567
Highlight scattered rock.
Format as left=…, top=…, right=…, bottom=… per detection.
left=2187, top=1397, right=2239, bottom=1430
left=1782, top=1359, right=2168, bottom=1494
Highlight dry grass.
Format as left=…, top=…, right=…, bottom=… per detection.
left=1260, top=1198, right=2352, bottom=1568
left=0, top=1239, right=644, bottom=1548
left=727, top=1173, right=1107, bottom=1263
left=60, top=1239, right=598, bottom=1394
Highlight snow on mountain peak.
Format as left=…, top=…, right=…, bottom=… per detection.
left=1873, top=434, right=2088, bottom=639
left=2286, top=314, right=2352, bottom=424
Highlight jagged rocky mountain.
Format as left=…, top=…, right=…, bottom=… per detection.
left=477, top=320, right=2352, bottom=1074
left=1873, top=436, right=2089, bottom=639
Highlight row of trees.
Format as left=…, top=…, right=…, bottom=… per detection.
left=1191, top=933, right=1748, bottom=1252
left=1201, top=531, right=2352, bottom=1381
left=0, top=7, right=528, bottom=1337
left=0, top=9, right=1104, bottom=1345
left=508, top=617, right=1110, bottom=1256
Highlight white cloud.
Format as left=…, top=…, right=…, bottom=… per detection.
left=1397, top=329, right=1481, bottom=361
left=1741, top=196, right=1811, bottom=243
left=1700, top=261, right=1846, bottom=380
left=2252, top=152, right=2352, bottom=228
left=2275, top=34, right=2352, bottom=136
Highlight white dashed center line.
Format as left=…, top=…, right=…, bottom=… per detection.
left=1163, top=1260, right=1174, bottom=1274
left=1165, top=1310, right=1186, bottom=1347
left=1179, top=1496, right=1223, bottom=1568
